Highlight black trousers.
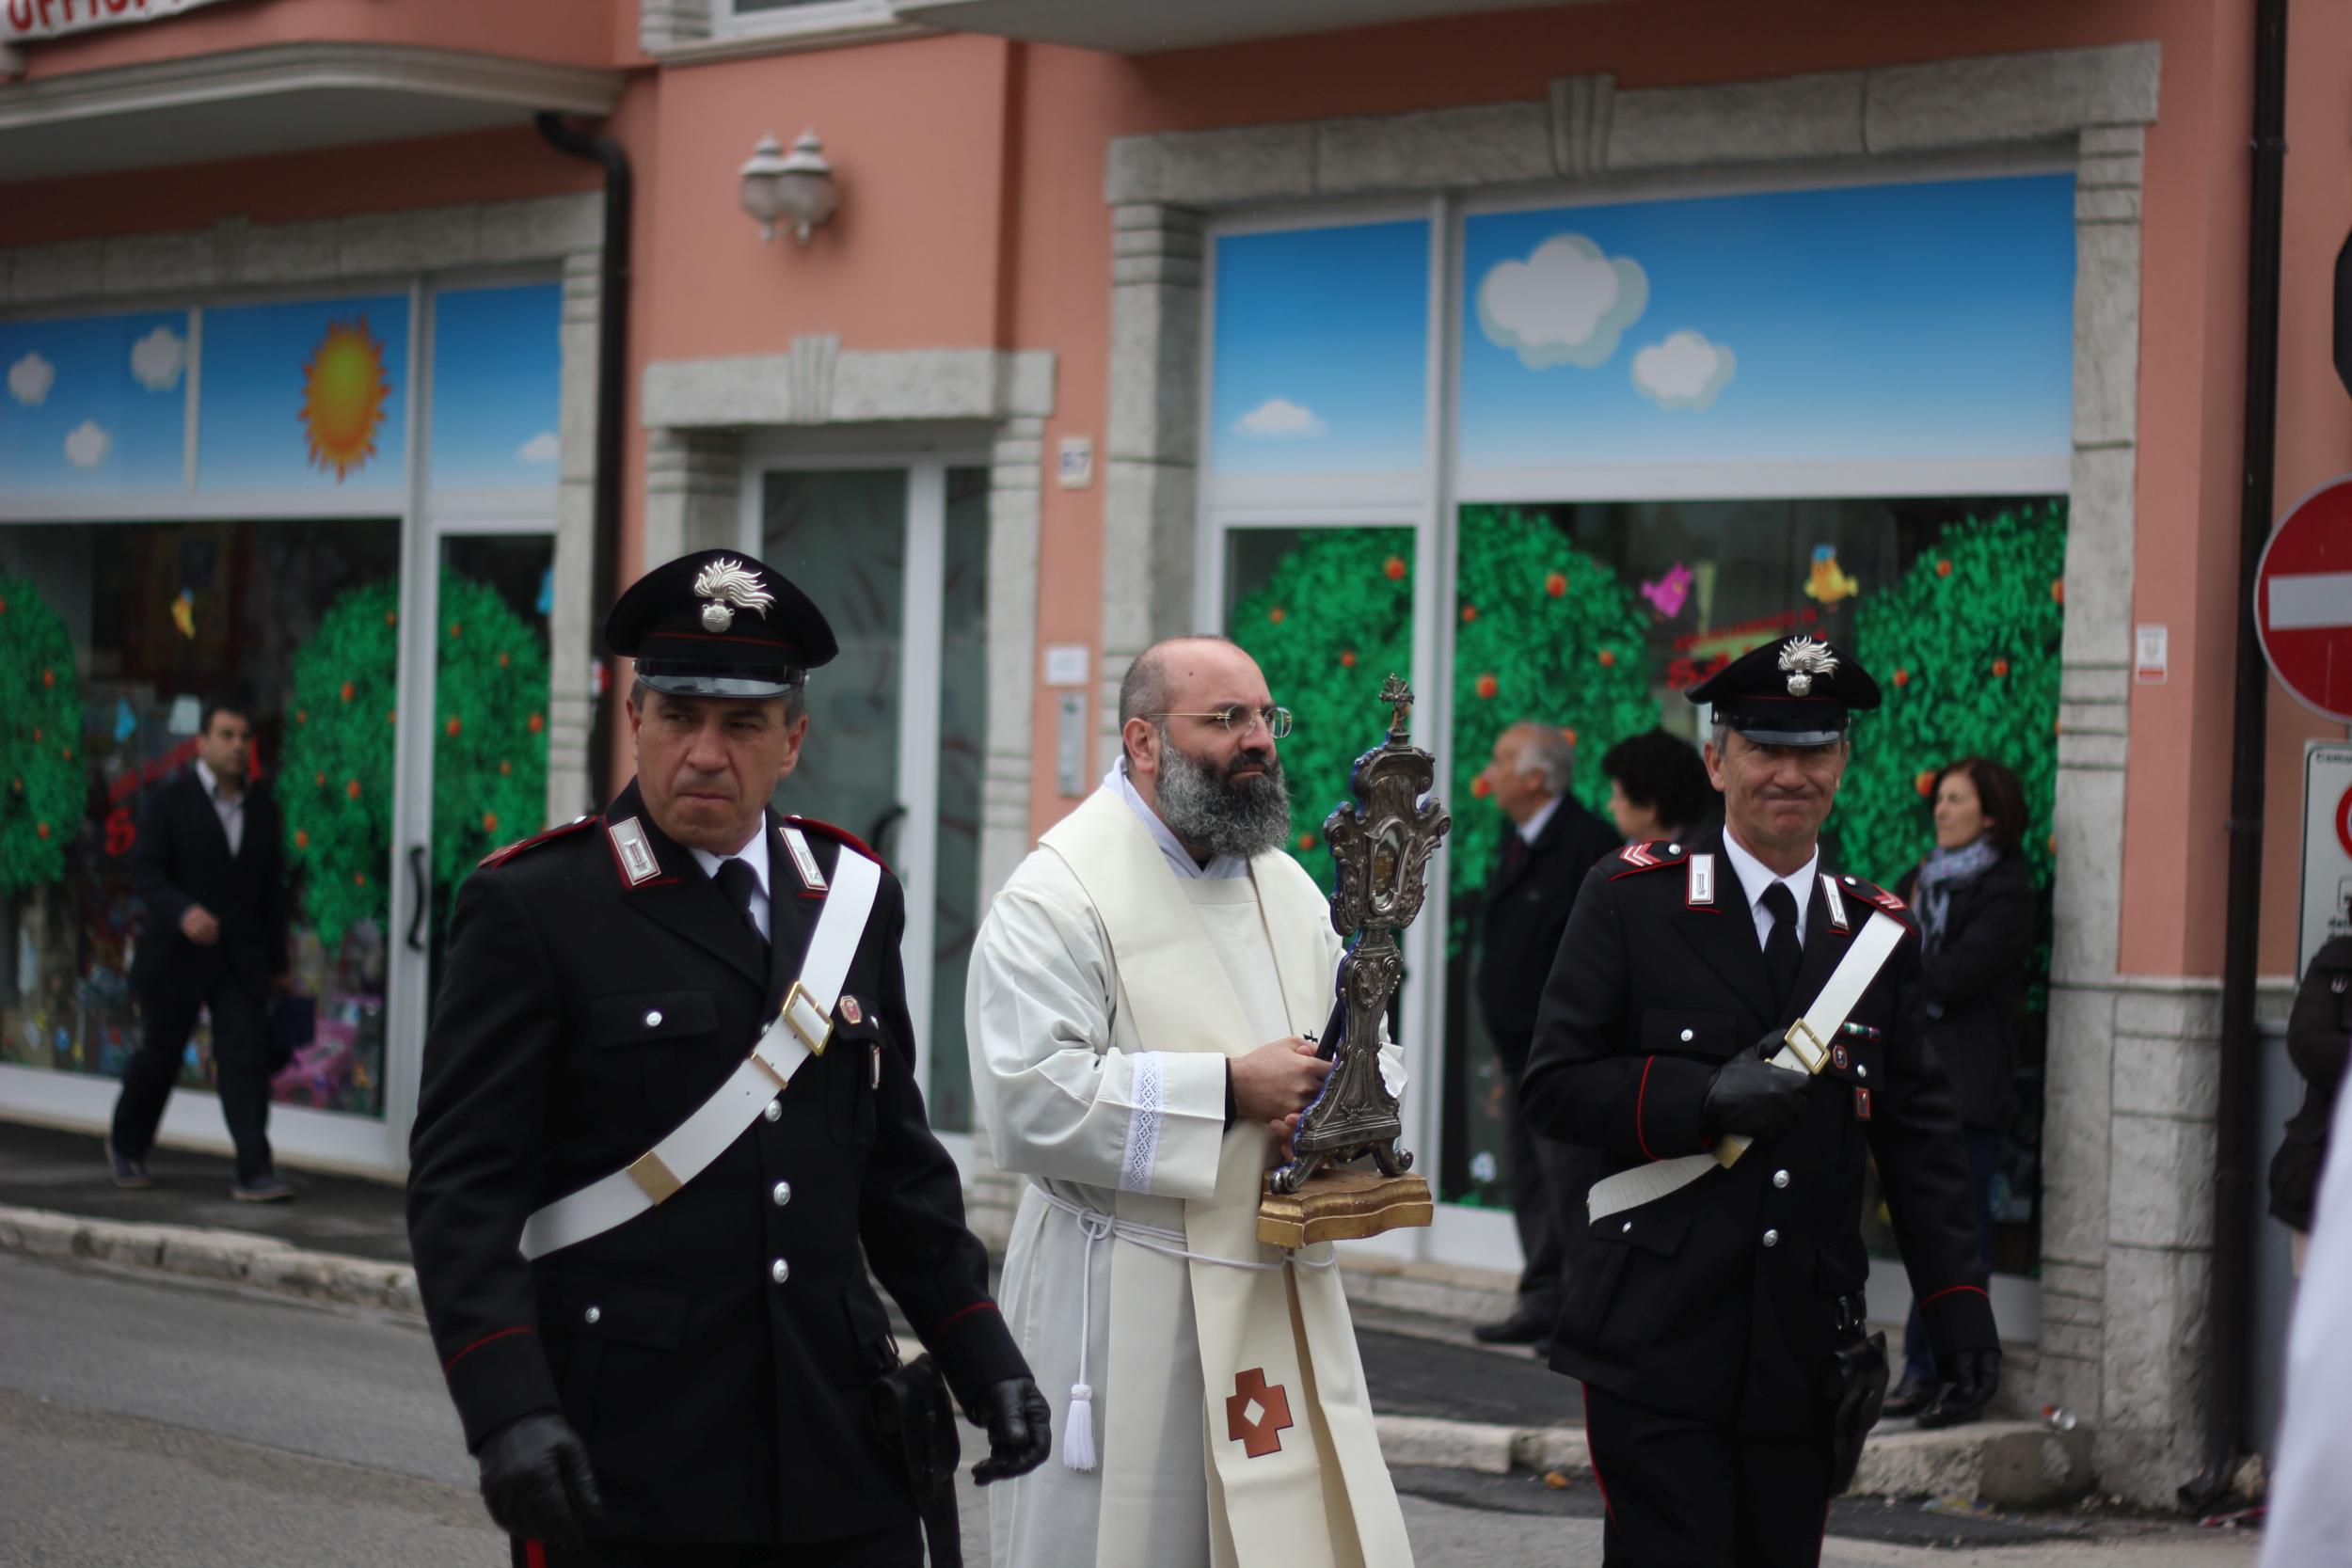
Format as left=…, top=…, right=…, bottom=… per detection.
left=111, top=981, right=273, bottom=1182
left=512, top=1520, right=923, bottom=1568
left=1581, top=1383, right=1832, bottom=1568
left=1497, top=1042, right=1593, bottom=1318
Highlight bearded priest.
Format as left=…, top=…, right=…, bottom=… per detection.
left=969, top=637, right=1416, bottom=1568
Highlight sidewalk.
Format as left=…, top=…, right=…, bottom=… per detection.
left=0, top=1122, right=2099, bottom=1534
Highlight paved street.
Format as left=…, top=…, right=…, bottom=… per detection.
left=0, top=1250, right=2263, bottom=1568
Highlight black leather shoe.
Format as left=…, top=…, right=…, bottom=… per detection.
left=105, top=1141, right=153, bottom=1190
left=1880, top=1375, right=1935, bottom=1419
left=1473, top=1307, right=1553, bottom=1346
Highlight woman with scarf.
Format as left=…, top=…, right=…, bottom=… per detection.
left=1883, top=756, right=2036, bottom=1424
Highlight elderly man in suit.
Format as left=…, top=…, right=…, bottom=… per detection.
left=1471, top=721, right=1621, bottom=1348
left=109, top=696, right=294, bottom=1201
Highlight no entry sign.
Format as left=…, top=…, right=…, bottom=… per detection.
left=2257, top=477, right=2352, bottom=723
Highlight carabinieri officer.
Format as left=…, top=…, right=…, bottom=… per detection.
left=407, top=550, right=1049, bottom=1568
left=1521, top=635, right=1998, bottom=1568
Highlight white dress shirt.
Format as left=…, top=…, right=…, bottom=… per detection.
left=1516, top=793, right=1561, bottom=847
left=1719, top=825, right=1818, bottom=951
left=194, top=758, right=246, bottom=858
left=690, top=824, right=773, bottom=942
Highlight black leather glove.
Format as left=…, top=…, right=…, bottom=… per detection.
left=969, top=1377, right=1052, bottom=1485
left=1915, top=1347, right=2001, bottom=1429
left=1701, top=1039, right=1810, bottom=1142
left=475, top=1411, right=603, bottom=1547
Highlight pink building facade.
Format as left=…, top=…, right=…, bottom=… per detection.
left=3, top=0, right=2347, bottom=1502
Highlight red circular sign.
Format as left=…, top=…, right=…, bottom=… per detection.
left=2338, top=782, right=2352, bottom=861
left=2256, top=477, right=2352, bottom=723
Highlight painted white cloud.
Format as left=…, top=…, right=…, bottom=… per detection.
left=64, top=420, right=112, bottom=470
left=1476, top=234, right=1649, bottom=371
left=1232, top=397, right=1328, bottom=440
left=1632, top=330, right=1737, bottom=411
left=515, top=431, right=562, bottom=464
left=8, top=351, right=54, bottom=406
left=129, top=325, right=186, bottom=392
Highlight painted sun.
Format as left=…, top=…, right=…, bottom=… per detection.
left=299, top=318, right=390, bottom=482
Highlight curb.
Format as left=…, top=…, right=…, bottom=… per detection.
left=0, top=1202, right=2089, bottom=1505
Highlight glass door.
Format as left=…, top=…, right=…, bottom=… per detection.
left=755, top=460, right=990, bottom=1135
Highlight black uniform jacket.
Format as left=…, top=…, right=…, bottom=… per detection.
left=406, top=781, right=1026, bottom=1544
left=2270, top=935, right=2352, bottom=1230
left=1895, top=852, right=2035, bottom=1131
left=128, top=765, right=289, bottom=1003
left=1475, top=794, right=1623, bottom=1061
left=1520, top=828, right=1996, bottom=1428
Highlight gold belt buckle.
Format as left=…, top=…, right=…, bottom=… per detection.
left=780, top=980, right=833, bottom=1058
left=1782, top=1019, right=1830, bottom=1075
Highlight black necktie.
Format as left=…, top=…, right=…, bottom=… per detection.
left=1498, top=833, right=1528, bottom=882
left=1760, top=880, right=1804, bottom=1017
left=713, top=858, right=766, bottom=953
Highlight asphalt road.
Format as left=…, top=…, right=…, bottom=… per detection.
left=0, top=1252, right=2262, bottom=1568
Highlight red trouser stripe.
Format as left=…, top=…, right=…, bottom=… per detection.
left=443, top=1324, right=534, bottom=1374
left=524, top=1543, right=547, bottom=1568
left=1580, top=1383, right=1614, bottom=1523
left=1915, top=1283, right=1989, bottom=1311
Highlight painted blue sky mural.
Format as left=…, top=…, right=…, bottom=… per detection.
left=0, top=310, right=189, bottom=497
left=1210, top=220, right=1429, bottom=478
left=199, top=294, right=410, bottom=495
left=430, top=283, right=564, bottom=490
left=1458, top=175, right=2076, bottom=482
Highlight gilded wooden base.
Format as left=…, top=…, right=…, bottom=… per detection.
left=1257, top=1169, right=1433, bottom=1249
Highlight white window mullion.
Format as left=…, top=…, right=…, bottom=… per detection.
left=896, top=463, right=946, bottom=1078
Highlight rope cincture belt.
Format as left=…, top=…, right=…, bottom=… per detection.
left=1036, top=1184, right=1337, bottom=1472
left=516, top=847, right=882, bottom=1261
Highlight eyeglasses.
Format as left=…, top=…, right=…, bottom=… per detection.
left=1151, top=705, right=1295, bottom=739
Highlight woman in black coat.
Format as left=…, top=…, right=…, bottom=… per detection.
left=1883, top=756, right=2036, bottom=1419
left=2270, top=914, right=2352, bottom=1275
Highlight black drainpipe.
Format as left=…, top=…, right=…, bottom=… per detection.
left=2182, top=0, right=2287, bottom=1514
left=534, top=112, right=632, bottom=808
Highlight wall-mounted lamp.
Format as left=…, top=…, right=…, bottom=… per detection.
left=739, top=130, right=838, bottom=245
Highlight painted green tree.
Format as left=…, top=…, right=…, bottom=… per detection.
left=1842, top=500, right=2066, bottom=991
left=280, top=572, right=549, bottom=944
left=0, top=573, right=85, bottom=895
left=1226, top=508, right=1657, bottom=921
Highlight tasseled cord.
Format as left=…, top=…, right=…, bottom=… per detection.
left=1062, top=1208, right=1115, bottom=1471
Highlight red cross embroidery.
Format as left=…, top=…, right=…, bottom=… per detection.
left=1224, top=1367, right=1294, bottom=1459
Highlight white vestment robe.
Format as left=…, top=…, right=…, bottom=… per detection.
left=970, top=787, right=1413, bottom=1568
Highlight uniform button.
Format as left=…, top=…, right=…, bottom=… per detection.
left=1772, top=1169, right=1790, bottom=1190
left=583, top=1306, right=601, bottom=1324
left=1762, top=1229, right=1780, bottom=1247
left=1621, top=1220, right=1632, bottom=1233
left=771, top=1181, right=792, bottom=1207
left=644, top=1009, right=663, bottom=1029
left=1856, top=1065, right=1868, bottom=1079
left=1667, top=843, right=1681, bottom=855
left=1679, top=1028, right=1694, bottom=1042
left=762, top=1100, right=783, bottom=1123
left=771, top=1258, right=790, bottom=1285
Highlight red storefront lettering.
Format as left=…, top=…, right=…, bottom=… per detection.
left=104, top=807, right=136, bottom=858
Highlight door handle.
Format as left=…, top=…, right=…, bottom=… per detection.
left=406, top=846, right=429, bottom=952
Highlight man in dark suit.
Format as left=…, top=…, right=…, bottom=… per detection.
left=406, top=550, right=1048, bottom=1567
left=1522, top=638, right=1997, bottom=1567
left=111, top=697, right=293, bottom=1201
left=1471, top=721, right=1622, bottom=1347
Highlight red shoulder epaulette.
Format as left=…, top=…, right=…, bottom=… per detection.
left=477, top=814, right=599, bottom=870
left=785, top=815, right=889, bottom=873
left=1609, top=838, right=1689, bottom=879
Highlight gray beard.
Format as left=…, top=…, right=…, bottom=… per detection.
left=1153, top=728, right=1293, bottom=862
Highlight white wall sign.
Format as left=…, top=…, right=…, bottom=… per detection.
left=2134, top=624, right=2169, bottom=684
left=2301, top=741, right=2352, bottom=976
left=1056, top=435, right=1093, bottom=491
left=4, top=0, right=239, bottom=44
left=1042, top=642, right=1089, bottom=688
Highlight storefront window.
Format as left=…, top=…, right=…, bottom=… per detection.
left=0, top=519, right=402, bottom=1117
